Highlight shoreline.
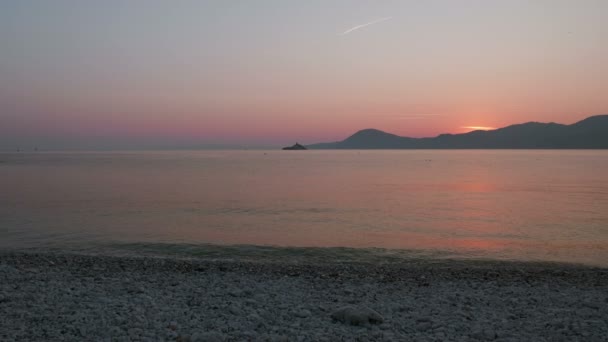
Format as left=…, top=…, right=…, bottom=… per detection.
left=1, top=251, right=607, bottom=341
left=4, top=241, right=606, bottom=269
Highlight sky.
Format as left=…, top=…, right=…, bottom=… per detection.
left=1, top=0, right=607, bottom=149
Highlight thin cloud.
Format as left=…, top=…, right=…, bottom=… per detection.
left=340, top=17, right=392, bottom=35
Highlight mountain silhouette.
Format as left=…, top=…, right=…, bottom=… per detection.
left=307, top=115, right=608, bottom=149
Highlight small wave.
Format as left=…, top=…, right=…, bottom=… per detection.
left=97, top=242, right=457, bottom=264
left=212, top=207, right=345, bottom=216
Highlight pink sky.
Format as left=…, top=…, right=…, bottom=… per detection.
left=1, top=1, right=607, bottom=149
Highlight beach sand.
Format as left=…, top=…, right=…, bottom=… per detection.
left=1, top=252, right=606, bottom=341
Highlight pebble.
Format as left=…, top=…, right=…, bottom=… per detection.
left=330, top=305, right=384, bottom=326
left=228, top=305, right=241, bottom=316
left=295, top=309, right=311, bottom=318
left=1, top=252, right=606, bottom=341
left=417, top=321, right=432, bottom=331
left=191, top=331, right=223, bottom=342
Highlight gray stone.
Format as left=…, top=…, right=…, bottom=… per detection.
left=471, top=327, right=496, bottom=340
left=417, top=321, right=432, bottom=332
left=330, top=305, right=384, bottom=326
left=295, top=309, right=311, bottom=318
left=228, top=305, right=241, bottom=316
left=229, top=290, right=243, bottom=297
left=483, top=328, right=496, bottom=340
left=191, top=331, right=224, bottom=342
left=127, top=328, right=143, bottom=338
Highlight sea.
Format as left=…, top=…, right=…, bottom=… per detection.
left=1, top=150, right=607, bottom=266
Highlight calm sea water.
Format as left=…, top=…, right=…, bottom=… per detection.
left=1, top=150, right=607, bottom=266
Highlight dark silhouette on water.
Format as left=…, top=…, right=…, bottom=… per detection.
left=307, top=115, right=608, bottom=149
left=282, top=143, right=308, bottom=150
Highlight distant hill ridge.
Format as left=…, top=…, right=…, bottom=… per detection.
left=307, top=115, right=608, bottom=149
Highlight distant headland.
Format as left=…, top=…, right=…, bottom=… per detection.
left=306, top=115, right=608, bottom=149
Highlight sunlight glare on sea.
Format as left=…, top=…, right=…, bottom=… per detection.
left=1, top=150, right=607, bottom=266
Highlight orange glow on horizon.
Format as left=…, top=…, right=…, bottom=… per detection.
left=461, top=126, right=496, bottom=131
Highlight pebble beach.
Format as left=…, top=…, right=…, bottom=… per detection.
left=1, top=252, right=607, bottom=341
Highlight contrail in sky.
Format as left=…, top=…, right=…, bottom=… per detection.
left=395, top=114, right=443, bottom=118
left=383, top=114, right=444, bottom=120
left=340, top=17, right=392, bottom=35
